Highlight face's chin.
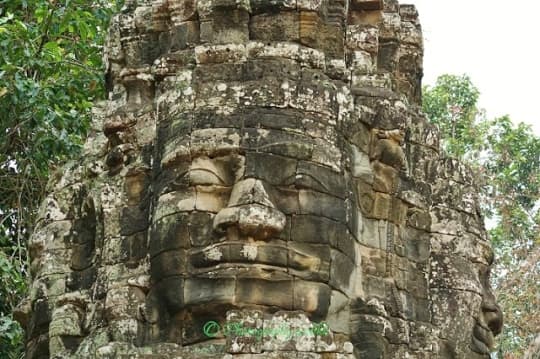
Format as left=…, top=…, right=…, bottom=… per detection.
left=471, top=321, right=495, bottom=355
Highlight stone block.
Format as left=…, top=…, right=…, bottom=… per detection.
left=400, top=227, right=429, bottom=263
left=49, top=304, right=83, bottom=337
left=351, top=331, right=388, bottom=358
left=346, top=25, right=379, bottom=53
left=299, top=190, right=347, bottom=223
left=327, top=290, right=351, bottom=334
left=406, top=208, right=431, bottom=231
left=242, top=128, right=314, bottom=160
left=377, top=40, right=399, bottom=72
left=108, top=318, right=140, bottom=343
left=386, top=317, right=409, bottom=344
left=372, top=192, right=391, bottom=219
left=250, top=12, right=300, bottom=43
left=329, top=249, right=356, bottom=295
left=188, top=211, right=216, bottom=247
left=245, top=152, right=297, bottom=186
left=360, top=246, right=387, bottom=277
left=348, top=9, right=383, bottom=26
left=250, top=0, right=296, bottom=13
left=150, top=249, right=188, bottom=279
left=236, top=277, right=293, bottom=309
left=228, top=242, right=289, bottom=267
left=299, top=11, right=320, bottom=49
left=409, top=296, right=432, bottom=323
left=70, top=241, right=95, bottom=271
left=199, top=9, right=250, bottom=44
left=350, top=0, right=383, bottom=11
left=121, top=232, right=147, bottom=264
left=400, top=21, right=422, bottom=46
left=243, top=107, right=302, bottom=130
left=291, top=215, right=346, bottom=248
left=226, top=310, right=264, bottom=353
left=67, top=267, right=96, bottom=291
left=379, top=12, right=401, bottom=40
left=429, top=254, right=482, bottom=294
left=197, top=0, right=251, bottom=18
left=288, top=242, right=331, bottom=282
left=389, top=197, right=407, bottom=225
left=359, top=218, right=379, bottom=249
left=352, top=73, right=393, bottom=90
left=297, top=161, right=346, bottom=198
left=120, top=205, right=149, bottom=236
left=362, top=274, right=387, bottom=299
left=194, top=44, right=247, bottom=64
left=372, top=160, right=398, bottom=193
left=169, top=0, right=198, bottom=24
left=184, top=277, right=235, bottom=306
left=191, top=128, right=242, bottom=156
left=169, top=21, right=200, bottom=51
left=104, top=286, right=144, bottom=321
left=149, top=213, right=190, bottom=256
left=293, top=280, right=331, bottom=320
left=351, top=146, right=374, bottom=183
left=194, top=185, right=229, bottom=212
left=350, top=50, right=374, bottom=74
left=356, top=179, right=375, bottom=217
left=261, top=312, right=312, bottom=352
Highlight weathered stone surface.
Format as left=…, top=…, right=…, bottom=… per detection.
left=19, top=1, right=503, bottom=358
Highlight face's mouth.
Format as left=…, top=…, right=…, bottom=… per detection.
left=188, top=240, right=330, bottom=282
left=471, top=321, right=494, bottom=354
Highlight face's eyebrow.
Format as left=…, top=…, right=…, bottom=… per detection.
left=191, top=128, right=242, bottom=157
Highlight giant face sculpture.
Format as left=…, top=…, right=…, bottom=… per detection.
left=146, top=103, right=356, bottom=345
left=18, top=0, right=502, bottom=358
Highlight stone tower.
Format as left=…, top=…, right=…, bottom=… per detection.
left=16, top=0, right=503, bottom=358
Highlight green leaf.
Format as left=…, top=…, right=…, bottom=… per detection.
left=43, top=41, right=63, bottom=61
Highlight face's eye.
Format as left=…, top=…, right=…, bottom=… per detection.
left=190, top=168, right=227, bottom=186
left=477, top=264, right=492, bottom=288
left=189, top=155, right=243, bottom=187
left=294, top=173, right=323, bottom=190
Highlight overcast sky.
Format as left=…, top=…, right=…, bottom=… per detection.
left=406, top=0, right=540, bottom=135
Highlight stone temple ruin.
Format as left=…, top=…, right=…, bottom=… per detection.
left=15, top=0, right=503, bottom=358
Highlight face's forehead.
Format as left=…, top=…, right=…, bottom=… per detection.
left=431, top=232, right=494, bottom=266
left=158, top=110, right=344, bottom=173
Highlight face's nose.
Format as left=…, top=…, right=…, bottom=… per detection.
left=213, top=178, right=286, bottom=239
left=481, top=290, right=503, bottom=336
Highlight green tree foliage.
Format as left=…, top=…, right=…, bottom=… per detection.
left=423, top=74, right=540, bottom=358
left=486, top=116, right=540, bottom=356
left=0, top=0, right=120, bottom=356
left=422, top=74, right=488, bottom=160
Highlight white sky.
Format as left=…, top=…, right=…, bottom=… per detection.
left=405, top=0, right=540, bottom=135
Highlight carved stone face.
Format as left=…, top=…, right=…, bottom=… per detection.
left=425, top=159, right=504, bottom=357
left=430, top=227, right=503, bottom=357
left=18, top=1, right=503, bottom=358
left=146, top=103, right=357, bottom=343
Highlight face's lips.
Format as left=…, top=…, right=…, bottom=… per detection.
left=188, top=241, right=329, bottom=281
left=471, top=321, right=494, bottom=354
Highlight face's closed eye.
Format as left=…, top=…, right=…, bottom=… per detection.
left=188, top=155, right=244, bottom=187
left=190, top=163, right=227, bottom=186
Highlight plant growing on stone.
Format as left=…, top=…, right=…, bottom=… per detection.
left=0, top=0, right=120, bottom=356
